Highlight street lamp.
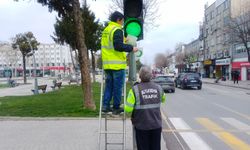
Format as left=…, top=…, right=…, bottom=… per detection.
left=24, top=35, right=38, bottom=95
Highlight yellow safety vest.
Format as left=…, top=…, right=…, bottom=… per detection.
left=101, top=21, right=127, bottom=70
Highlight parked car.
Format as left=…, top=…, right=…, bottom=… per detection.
left=175, top=72, right=202, bottom=90
left=152, top=75, right=175, bottom=93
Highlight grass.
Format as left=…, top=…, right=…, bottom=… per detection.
left=0, top=84, right=9, bottom=89
left=0, top=82, right=131, bottom=117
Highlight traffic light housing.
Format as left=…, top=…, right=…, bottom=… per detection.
left=124, top=0, right=143, bottom=41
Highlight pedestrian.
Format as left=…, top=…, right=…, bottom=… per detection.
left=101, top=11, right=138, bottom=115
left=234, top=71, right=239, bottom=84
left=231, top=71, right=234, bottom=83
left=213, top=69, right=216, bottom=79
left=125, top=66, right=166, bottom=150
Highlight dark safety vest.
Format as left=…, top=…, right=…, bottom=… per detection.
left=126, top=82, right=165, bottom=130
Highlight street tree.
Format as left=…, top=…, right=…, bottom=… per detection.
left=175, top=52, right=185, bottom=65
left=52, top=6, right=104, bottom=83
left=136, top=59, right=143, bottom=72
left=227, top=10, right=250, bottom=62
left=11, top=32, right=39, bottom=84
left=109, top=0, right=161, bottom=30
left=34, top=0, right=95, bottom=110
left=154, top=53, right=169, bottom=69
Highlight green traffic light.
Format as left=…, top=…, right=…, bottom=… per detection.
left=125, top=21, right=142, bottom=37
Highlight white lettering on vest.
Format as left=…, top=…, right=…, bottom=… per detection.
left=141, top=88, right=158, bottom=100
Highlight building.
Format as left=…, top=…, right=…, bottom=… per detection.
left=201, top=0, right=250, bottom=80
left=0, top=42, right=74, bottom=77
left=184, top=38, right=204, bottom=74
left=0, top=42, right=22, bottom=77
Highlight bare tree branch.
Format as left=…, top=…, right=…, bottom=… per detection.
left=108, top=0, right=162, bottom=30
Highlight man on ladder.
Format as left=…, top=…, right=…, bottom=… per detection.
left=101, top=11, right=138, bottom=115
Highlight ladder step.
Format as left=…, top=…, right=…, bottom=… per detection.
left=107, top=142, right=124, bottom=145
left=100, top=131, right=124, bottom=134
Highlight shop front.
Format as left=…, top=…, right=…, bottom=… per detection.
left=203, top=59, right=215, bottom=78
left=231, top=62, right=250, bottom=81
left=215, top=58, right=230, bottom=79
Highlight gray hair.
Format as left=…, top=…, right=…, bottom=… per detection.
left=139, top=66, right=152, bottom=82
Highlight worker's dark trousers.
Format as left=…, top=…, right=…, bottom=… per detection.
left=135, top=127, right=162, bottom=150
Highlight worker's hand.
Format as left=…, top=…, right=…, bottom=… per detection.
left=133, top=47, right=138, bottom=52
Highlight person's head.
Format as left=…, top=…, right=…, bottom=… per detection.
left=110, top=11, right=124, bottom=25
left=139, top=66, right=152, bottom=82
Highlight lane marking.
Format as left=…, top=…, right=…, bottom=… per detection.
left=197, top=118, right=250, bottom=150
left=213, top=103, right=250, bottom=121
left=161, top=112, right=186, bottom=150
left=162, top=129, right=250, bottom=133
left=169, top=118, right=212, bottom=150
left=221, top=118, right=250, bottom=135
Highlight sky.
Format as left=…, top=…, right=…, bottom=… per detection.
left=0, top=0, right=216, bottom=64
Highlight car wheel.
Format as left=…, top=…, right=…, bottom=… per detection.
left=181, top=84, right=185, bottom=89
left=198, top=86, right=202, bottom=90
left=172, top=89, right=175, bottom=93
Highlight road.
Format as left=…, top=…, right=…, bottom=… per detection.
left=161, top=84, right=250, bottom=150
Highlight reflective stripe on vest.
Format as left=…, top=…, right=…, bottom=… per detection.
left=133, top=85, right=140, bottom=106
left=125, top=101, right=134, bottom=108
left=133, top=85, right=161, bottom=110
left=101, top=26, right=118, bottom=50
left=135, top=103, right=161, bottom=109
left=103, top=60, right=126, bottom=64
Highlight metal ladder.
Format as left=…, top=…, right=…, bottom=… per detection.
left=98, top=69, right=127, bottom=150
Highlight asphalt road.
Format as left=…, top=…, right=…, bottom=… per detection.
left=161, top=84, right=250, bottom=150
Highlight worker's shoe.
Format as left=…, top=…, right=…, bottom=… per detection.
left=102, top=107, right=112, bottom=113
left=112, top=108, right=124, bottom=115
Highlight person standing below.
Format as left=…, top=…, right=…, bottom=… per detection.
left=101, top=11, right=138, bottom=114
left=234, top=71, right=240, bottom=84
left=125, top=66, right=166, bottom=150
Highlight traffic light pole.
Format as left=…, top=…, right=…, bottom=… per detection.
left=128, top=52, right=137, bottom=83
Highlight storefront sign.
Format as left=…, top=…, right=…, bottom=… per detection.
left=216, top=58, right=230, bottom=65
left=204, top=60, right=212, bottom=65
left=232, top=62, right=250, bottom=68
left=240, top=62, right=250, bottom=67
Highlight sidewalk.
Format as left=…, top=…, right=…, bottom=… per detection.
left=0, top=77, right=70, bottom=97
left=0, top=78, right=168, bottom=150
left=0, top=117, right=167, bottom=150
left=202, top=78, right=250, bottom=90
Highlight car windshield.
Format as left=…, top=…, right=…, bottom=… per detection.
left=155, top=76, right=173, bottom=82
left=186, top=73, right=200, bottom=79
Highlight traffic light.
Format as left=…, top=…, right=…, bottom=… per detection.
left=124, top=0, right=143, bottom=41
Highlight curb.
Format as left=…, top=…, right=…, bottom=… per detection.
left=203, top=81, right=250, bottom=90
left=0, top=117, right=99, bottom=121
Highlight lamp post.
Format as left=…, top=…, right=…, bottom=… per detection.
left=24, top=35, right=38, bottom=94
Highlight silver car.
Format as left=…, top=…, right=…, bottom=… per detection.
left=152, top=75, right=175, bottom=93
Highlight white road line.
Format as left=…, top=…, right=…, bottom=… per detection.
left=169, top=118, right=212, bottom=150
left=221, top=118, right=250, bottom=135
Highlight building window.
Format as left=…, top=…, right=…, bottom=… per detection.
left=224, top=0, right=229, bottom=10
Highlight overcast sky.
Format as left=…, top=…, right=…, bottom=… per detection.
left=0, top=0, right=216, bottom=64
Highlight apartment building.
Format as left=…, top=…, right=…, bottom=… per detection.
left=184, top=38, right=204, bottom=74
left=0, top=42, right=74, bottom=77
left=200, top=0, right=250, bottom=80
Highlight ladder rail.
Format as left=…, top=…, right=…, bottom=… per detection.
left=98, top=69, right=105, bottom=150
left=123, top=76, right=126, bottom=150
left=98, top=69, right=127, bottom=150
